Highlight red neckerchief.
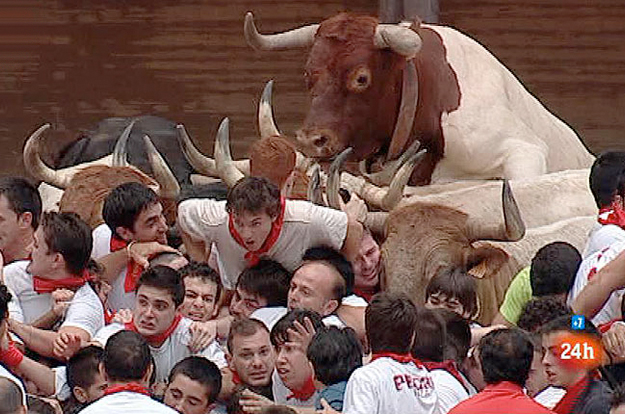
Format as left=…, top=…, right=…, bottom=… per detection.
left=286, top=375, right=316, bottom=401
left=110, top=235, right=144, bottom=293
left=423, top=360, right=466, bottom=389
left=553, top=374, right=591, bottom=414
left=33, top=269, right=94, bottom=294
left=353, top=286, right=377, bottom=303
left=231, top=369, right=242, bottom=385
left=372, top=352, right=424, bottom=367
left=104, top=308, right=115, bottom=325
left=598, top=201, right=625, bottom=229
left=228, top=198, right=286, bottom=267
left=125, top=313, right=182, bottom=345
left=103, top=382, right=150, bottom=397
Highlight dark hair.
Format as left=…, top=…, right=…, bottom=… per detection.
left=611, top=384, right=625, bottom=408
left=307, top=326, right=362, bottom=385
left=237, top=259, right=291, bottom=307
left=411, top=307, right=446, bottom=362
left=479, top=329, right=533, bottom=386
left=436, top=309, right=472, bottom=365
left=67, top=345, right=104, bottom=390
left=27, top=395, right=56, bottom=414
left=103, top=331, right=151, bottom=382
left=540, top=314, right=600, bottom=338
left=0, top=285, right=12, bottom=323
left=270, top=309, right=324, bottom=347
left=366, top=292, right=417, bottom=354
left=227, top=317, right=270, bottom=353
left=530, top=242, right=581, bottom=297
left=0, top=177, right=42, bottom=230
left=226, top=177, right=281, bottom=218
left=102, top=182, right=159, bottom=235
left=425, top=268, right=478, bottom=319
left=180, top=261, right=222, bottom=300
left=136, top=265, right=185, bottom=307
left=41, top=212, right=92, bottom=275
left=302, top=246, right=354, bottom=299
left=517, top=297, right=572, bottom=333
left=0, top=377, right=23, bottom=414
left=168, top=356, right=222, bottom=404
left=589, top=151, right=625, bottom=208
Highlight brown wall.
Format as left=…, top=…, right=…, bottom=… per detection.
left=439, top=0, right=625, bottom=154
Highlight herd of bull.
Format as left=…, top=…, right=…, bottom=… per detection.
left=19, top=12, right=600, bottom=324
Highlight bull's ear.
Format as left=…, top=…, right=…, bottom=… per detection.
left=465, top=243, right=509, bottom=279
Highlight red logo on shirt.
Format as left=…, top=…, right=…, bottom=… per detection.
left=393, top=374, right=434, bottom=397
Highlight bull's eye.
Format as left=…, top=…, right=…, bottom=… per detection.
left=347, top=66, right=372, bottom=93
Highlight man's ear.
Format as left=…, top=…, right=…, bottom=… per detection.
left=73, top=386, right=89, bottom=403
left=141, top=361, right=154, bottom=385
left=322, top=299, right=339, bottom=317
left=99, top=362, right=109, bottom=382
left=16, top=212, right=32, bottom=230
left=226, top=351, right=235, bottom=371
left=116, top=226, right=134, bottom=242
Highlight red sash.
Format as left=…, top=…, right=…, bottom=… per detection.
left=103, top=382, right=150, bottom=397
left=372, top=352, right=423, bottom=367
left=598, top=201, right=625, bottom=229
left=33, top=269, right=94, bottom=294
left=124, top=313, right=182, bottom=345
left=423, top=360, right=467, bottom=390
left=228, top=197, right=286, bottom=267
left=552, top=375, right=590, bottom=414
left=286, top=375, right=316, bottom=401
left=110, top=235, right=144, bottom=293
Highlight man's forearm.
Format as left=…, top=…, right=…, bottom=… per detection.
left=13, top=355, right=57, bottom=396
left=180, top=229, right=209, bottom=262
left=9, top=320, right=57, bottom=358
left=341, top=218, right=364, bottom=263
left=97, top=249, right=129, bottom=283
left=30, top=309, right=61, bottom=330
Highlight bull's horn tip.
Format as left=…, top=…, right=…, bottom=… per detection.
left=176, top=124, right=184, bottom=129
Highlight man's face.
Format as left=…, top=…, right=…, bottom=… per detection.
left=229, top=286, right=268, bottom=318
left=288, top=262, right=339, bottom=316
left=231, top=211, right=274, bottom=252
left=352, top=233, right=381, bottom=288
left=228, top=329, right=276, bottom=387
left=612, top=404, right=625, bottom=414
left=179, top=277, right=218, bottom=322
left=76, top=370, right=107, bottom=403
left=164, top=373, right=212, bottom=414
left=27, top=226, right=58, bottom=278
left=0, top=195, right=26, bottom=254
left=425, top=292, right=471, bottom=319
left=542, top=331, right=587, bottom=388
left=134, top=285, right=177, bottom=338
left=525, top=350, right=548, bottom=397
left=275, top=342, right=313, bottom=392
left=123, top=202, right=168, bottom=244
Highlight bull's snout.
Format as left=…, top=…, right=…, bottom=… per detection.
left=296, top=128, right=341, bottom=159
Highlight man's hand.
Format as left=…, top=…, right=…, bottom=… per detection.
left=286, top=317, right=317, bottom=352
left=51, top=289, right=75, bottom=317
left=53, top=331, right=83, bottom=360
left=317, top=398, right=340, bottom=414
left=342, top=194, right=367, bottom=224
left=111, top=309, right=133, bottom=325
left=603, top=321, right=625, bottom=359
left=128, top=242, right=178, bottom=268
left=239, top=389, right=274, bottom=413
left=188, top=320, right=217, bottom=353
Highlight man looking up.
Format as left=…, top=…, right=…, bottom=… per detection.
left=0, top=177, right=41, bottom=264
left=164, top=356, right=222, bottom=414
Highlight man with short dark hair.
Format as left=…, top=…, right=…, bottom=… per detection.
left=0, top=177, right=41, bottom=264
left=448, top=329, right=554, bottom=414
left=179, top=262, right=221, bottom=323
left=80, top=330, right=177, bottom=414
left=62, top=345, right=107, bottom=414
left=230, top=259, right=291, bottom=318
left=164, top=356, right=222, bottom=414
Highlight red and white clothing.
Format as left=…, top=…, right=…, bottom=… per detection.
left=428, top=367, right=472, bottom=413
left=582, top=222, right=625, bottom=259
left=78, top=390, right=177, bottom=414
left=448, top=381, right=555, bottom=414
left=92, top=316, right=226, bottom=383
left=271, top=370, right=319, bottom=407
left=4, top=260, right=104, bottom=337
left=568, top=240, right=625, bottom=325
left=342, top=355, right=437, bottom=414
left=0, top=364, right=26, bottom=406
left=177, top=199, right=348, bottom=289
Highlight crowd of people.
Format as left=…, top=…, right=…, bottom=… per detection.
left=3, top=139, right=625, bottom=414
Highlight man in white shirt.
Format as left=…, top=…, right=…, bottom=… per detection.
left=80, top=330, right=177, bottom=414
left=92, top=265, right=226, bottom=384
left=163, top=356, right=222, bottom=414
left=4, top=212, right=104, bottom=359
left=92, top=182, right=177, bottom=311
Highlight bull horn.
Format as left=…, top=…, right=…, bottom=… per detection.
left=142, top=135, right=180, bottom=199
left=215, top=118, right=246, bottom=187
left=327, top=147, right=353, bottom=210
left=112, top=119, right=137, bottom=167
left=363, top=212, right=388, bottom=237
left=379, top=147, right=426, bottom=210
left=374, top=24, right=423, bottom=59
left=245, top=12, right=319, bottom=51
left=23, top=123, right=73, bottom=189
left=465, top=180, right=526, bottom=242
left=307, top=164, right=324, bottom=206
left=258, top=80, right=281, bottom=138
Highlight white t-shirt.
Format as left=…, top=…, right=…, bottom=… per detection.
left=534, top=386, right=566, bottom=409
left=568, top=240, right=625, bottom=325
left=4, top=260, right=104, bottom=338
left=177, top=199, right=348, bottom=289
left=271, top=370, right=318, bottom=407
left=429, top=369, right=470, bottom=413
left=250, top=307, right=348, bottom=332
left=78, top=391, right=178, bottom=414
left=53, top=366, right=71, bottom=401
left=583, top=221, right=625, bottom=259
left=93, top=317, right=227, bottom=383
left=342, top=357, right=438, bottom=414
left=0, top=364, right=27, bottom=406
left=91, top=224, right=136, bottom=311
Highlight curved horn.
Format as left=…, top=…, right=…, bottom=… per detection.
left=307, top=164, right=324, bottom=206
left=465, top=180, right=526, bottom=242
left=374, top=24, right=423, bottom=59
left=143, top=134, right=180, bottom=199
left=327, top=147, right=353, bottom=210
left=23, top=124, right=73, bottom=189
left=245, top=12, right=319, bottom=51
left=379, top=147, right=426, bottom=210
left=112, top=119, right=137, bottom=167
left=364, top=212, right=388, bottom=236
left=258, top=80, right=281, bottom=138
left=215, top=118, right=246, bottom=187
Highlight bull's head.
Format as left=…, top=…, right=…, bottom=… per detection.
left=245, top=12, right=422, bottom=163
